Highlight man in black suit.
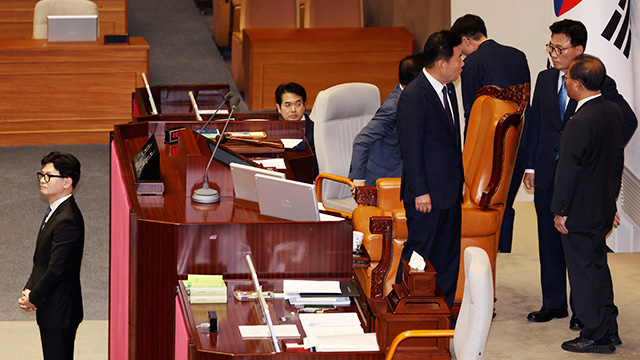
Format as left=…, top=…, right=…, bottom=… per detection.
left=552, top=55, right=624, bottom=354
left=19, top=152, right=84, bottom=360
left=395, top=30, right=464, bottom=307
left=524, top=19, right=636, bottom=329
left=451, top=14, right=530, bottom=253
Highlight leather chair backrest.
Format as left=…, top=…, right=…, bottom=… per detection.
left=241, top=0, right=298, bottom=30
left=376, top=177, right=402, bottom=213
left=33, top=0, right=99, bottom=39
left=306, top=0, right=362, bottom=28
left=311, top=82, right=379, bottom=200
left=463, top=85, right=528, bottom=208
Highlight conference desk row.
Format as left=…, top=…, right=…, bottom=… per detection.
left=0, top=37, right=149, bottom=146
left=110, top=119, right=451, bottom=360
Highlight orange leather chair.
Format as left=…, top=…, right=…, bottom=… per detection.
left=351, top=84, right=530, bottom=310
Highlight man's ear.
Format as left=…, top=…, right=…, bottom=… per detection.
left=575, top=45, right=584, bottom=55
left=63, top=177, right=74, bottom=190
left=276, top=103, right=282, bottom=114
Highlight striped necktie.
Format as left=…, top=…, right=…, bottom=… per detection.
left=558, top=75, right=567, bottom=121
left=41, top=207, right=51, bottom=230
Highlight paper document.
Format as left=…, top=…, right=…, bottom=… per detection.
left=254, top=158, right=287, bottom=169
left=238, top=324, right=301, bottom=338
left=200, top=109, right=229, bottom=115
left=284, top=280, right=341, bottom=296
left=281, top=138, right=304, bottom=149
left=306, top=333, right=380, bottom=352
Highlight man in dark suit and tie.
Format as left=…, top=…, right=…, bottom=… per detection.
left=451, top=14, right=530, bottom=253
left=348, top=53, right=423, bottom=187
left=395, top=30, right=465, bottom=307
left=552, top=55, right=624, bottom=354
left=19, top=152, right=84, bottom=360
left=524, top=19, right=636, bottom=330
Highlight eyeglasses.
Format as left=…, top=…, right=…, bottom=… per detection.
left=546, top=43, right=576, bottom=56
left=37, top=172, right=65, bottom=183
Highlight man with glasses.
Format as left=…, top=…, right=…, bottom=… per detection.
left=19, top=152, right=84, bottom=360
left=524, top=19, right=636, bottom=339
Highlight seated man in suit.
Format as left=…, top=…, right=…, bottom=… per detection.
left=348, top=53, right=423, bottom=187
left=275, top=82, right=318, bottom=178
left=19, top=151, right=84, bottom=360
left=451, top=14, right=530, bottom=253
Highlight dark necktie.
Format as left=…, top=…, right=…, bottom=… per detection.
left=41, top=207, right=51, bottom=230
left=442, top=86, right=454, bottom=132
left=558, top=75, right=567, bottom=121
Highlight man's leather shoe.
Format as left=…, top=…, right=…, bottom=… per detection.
left=570, top=314, right=584, bottom=330
left=561, top=336, right=615, bottom=354
left=527, top=308, right=569, bottom=322
left=609, top=333, right=622, bottom=346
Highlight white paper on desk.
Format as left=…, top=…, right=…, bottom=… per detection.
left=254, top=158, right=287, bottom=169
left=199, top=109, right=229, bottom=115
left=299, top=312, right=361, bottom=327
left=289, top=296, right=351, bottom=306
left=319, top=213, right=346, bottom=222
left=283, top=280, right=341, bottom=298
left=281, top=138, right=303, bottom=149
left=238, top=324, right=301, bottom=338
left=306, top=333, right=380, bottom=352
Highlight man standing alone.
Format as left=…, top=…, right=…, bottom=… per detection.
left=552, top=55, right=624, bottom=354
left=19, top=152, right=84, bottom=360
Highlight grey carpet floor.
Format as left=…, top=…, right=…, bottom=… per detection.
left=0, top=144, right=110, bottom=321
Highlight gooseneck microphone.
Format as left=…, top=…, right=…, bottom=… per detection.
left=197, top=91, right=234, bottom=134
left=188, top=91, right=203, bottom=121
left=191, top=96, right=241, bottom=204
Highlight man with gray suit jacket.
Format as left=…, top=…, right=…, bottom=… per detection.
left=348, top=53, right=423, bottom=187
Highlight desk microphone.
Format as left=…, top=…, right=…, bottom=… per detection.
left=197, top=91, right=234, bottom=134
left=188, top=91, right=203, bottom=121
left=191, top=96, right=241, bottom=204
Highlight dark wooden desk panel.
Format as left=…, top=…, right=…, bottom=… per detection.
left=133, top=84, right=232, bottom=117
left=0, top=0, right=127, bottom=40
left=243, top=27, right=414, bottom=111
left=0, top=37, right=148, bottom=145
left=177, top=280, right=384, bottom=360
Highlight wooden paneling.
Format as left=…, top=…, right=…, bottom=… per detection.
left=0, top=0, right=127, bottom=39
left=0, top=37, right=149, bottom=146
left=243, top=27, right=414, bottom=111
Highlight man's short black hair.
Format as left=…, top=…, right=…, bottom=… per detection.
left=275, top=82, right=307, bottom=105
left=41, top=151, right=81, bottom=189
left=550, top=19, right=587, bottom=49
left=398, top=53, right=424, bottom=86
left=569, top=54, right=606, bottom=92
left=423, top=30, right=462, bottom=69
left=451, top=14, right=487, bottom=41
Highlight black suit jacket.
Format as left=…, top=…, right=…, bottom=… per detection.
left=396, top=73, right=463, bottom=209
left=461, top=39, right=530, bottom=125
left=25, top=195, right=84, bottom=329
left=551, top=96, right=625, bottom=232
left=525, top=68, right=637, bottom=190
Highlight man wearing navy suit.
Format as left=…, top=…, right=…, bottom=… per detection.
left=395, top=30, right=465, bottom=307
left=451, top=14, right=530, bottom=253
left=552, top=55, right=624, bottom=354
left=524, top=20, right=636, bottom=332
left=348, top=53, right=423, bottom=187
left=19, top=152, right=84, bottom=360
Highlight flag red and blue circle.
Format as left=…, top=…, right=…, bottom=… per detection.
left=555, top=0, right=583, bottom=16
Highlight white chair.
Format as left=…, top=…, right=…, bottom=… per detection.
left=33, top=0, right=99, bottom=39
left=311, top=82, right=379, bottom=218
left=385, top=247, right=494, bottom=360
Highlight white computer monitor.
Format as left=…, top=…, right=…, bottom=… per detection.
left=230, top=162, right=285, bottom=202
left=47, top=15, right=98, bottom=42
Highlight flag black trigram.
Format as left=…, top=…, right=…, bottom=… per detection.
left=601, top=0, right=631, bottom=58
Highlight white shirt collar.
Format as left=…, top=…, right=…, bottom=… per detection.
left=576, top=94, right=602, bottom=112
left=423, top=68, right=446, bottom=93
left=45, top=194, right=72, bottom=223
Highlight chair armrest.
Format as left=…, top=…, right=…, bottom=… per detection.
left=386, top=330, right=455, bottom=360
left=353, top=206, right=384, bottom=260
left=354, top=186, right=377, bottom=206
left=369, top=216, right=394, bottom=298
left=314, top=173, right=354, bottom=218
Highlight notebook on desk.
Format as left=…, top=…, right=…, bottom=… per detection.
left=255, top=174, right=343, bottom=222
left=230, top=162, right=285, bottom=202
left=48, top=15, right=98, bottom=42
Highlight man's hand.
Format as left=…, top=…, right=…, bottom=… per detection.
left=613, top=212, right=621, bottom=227
left=18, top=289, right=36, bottom=311
left=415, top=194, right=432, bottom=213
left=554, top=215, right=568, bottom=234
left=523, top=173, right=535, bottom=190
left=351, top=180, right=365, bottom=196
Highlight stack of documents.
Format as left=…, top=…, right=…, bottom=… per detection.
left=283, top=280, right=350, bottom=306
left=299, top=313, right=379, bottom=352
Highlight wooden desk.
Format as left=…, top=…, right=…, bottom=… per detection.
left=0, top=37, right=149, bottom=146
left=242, top=27, right=414, bottom=111
left=0, top=0, right=127, bottom=40
left=110, top=120, right=341, bottom=360
left=133, top=84, right=232, bottom=117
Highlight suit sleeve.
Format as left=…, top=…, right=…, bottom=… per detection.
left=602, top=76, right=637, bottom=144
left=396, top=88, right=429, bottom=197
left=551, top=120, right=588, bottom=216
left=524, top=73, right=543, bottom=170
left=349, top=91, right=399, bottom=179
left=461, top=61, right=481, bottom=125
left=28, top=217, right=82, bottom=307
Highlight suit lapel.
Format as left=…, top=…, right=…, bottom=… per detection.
left=34, top=196, right=73, bottom=257
left=420, top=76, right=455, bottom=136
